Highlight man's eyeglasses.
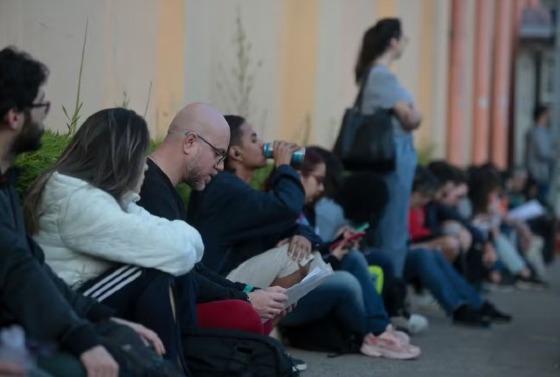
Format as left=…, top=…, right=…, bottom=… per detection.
left=174, top=130, right=227, bottom=165
left=29, top=101, right=50, bottom=115
left=196, top=133, right=228, bottom=165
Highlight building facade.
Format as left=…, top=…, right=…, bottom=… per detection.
left=0, top=0, right=554, bottom=168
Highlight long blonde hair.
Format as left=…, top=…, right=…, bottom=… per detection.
left=25, top=108, right=149, bottom=233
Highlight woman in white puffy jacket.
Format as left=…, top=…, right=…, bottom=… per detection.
left=25, top=108, right=203, bottom=364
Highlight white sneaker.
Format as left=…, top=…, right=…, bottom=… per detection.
left=288, top=355, right=307, bottom=372
left=269, top=327, right=281, bottom=341
left=391, top=313, right=429, bottom=334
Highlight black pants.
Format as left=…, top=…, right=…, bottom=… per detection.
left=78, top=266, right=186, bottom=370
left=174, top=272, right=198, bottom=333
left=455, top=246, right=487, bottom=290
left=528, top=215, right=556, bottom=264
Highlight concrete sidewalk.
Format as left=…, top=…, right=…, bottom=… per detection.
left=290, top=263, right=560, bottom=377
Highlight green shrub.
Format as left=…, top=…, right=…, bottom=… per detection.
left=149, top=139, right=162, bottom=153
left=176, top=183, right=191, bottom=207
left=15, top=131, right=70, bottom=196
left=15, top=132, right=276, bottom=208
left=251, top=164, right=274, bottom=189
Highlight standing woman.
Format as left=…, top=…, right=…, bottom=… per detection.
left=356, top=18, right=422, bottom=277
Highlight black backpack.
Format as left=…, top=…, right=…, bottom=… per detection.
left=280, top=316, right=361, bottom=356
left=183, top=328, right=298, bottom=377
left=95, top=322, right=185, bottom=377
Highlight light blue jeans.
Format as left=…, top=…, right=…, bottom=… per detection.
left=280, top=268, right=389, bottom=336
left=405, top=248, right=484, bottom=314
left=340, top=250, right=390, bottom=335
left=494, top=232, right=527, bottom=274
left=375, top=133, right=417, bottom=277
left=280, top=271, right=365, bottom=335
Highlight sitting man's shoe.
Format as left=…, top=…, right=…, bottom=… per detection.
left=288, top=355, right=307, bottom=372
left=391, top=312, right=429, bottom=335
left=479, top=301, right=512, bottom=323
left=515, top=274, right=548, bottom=290
left=452, top=304, right=491, bottom=328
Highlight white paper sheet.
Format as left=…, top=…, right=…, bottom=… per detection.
left=285, top=264, right=333, bottom=306
left=507, top=200, right=546, bottom=221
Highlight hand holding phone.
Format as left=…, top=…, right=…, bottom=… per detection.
left=329, top=230, right=365, bottom=251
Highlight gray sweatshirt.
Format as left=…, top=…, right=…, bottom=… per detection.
left=526, top=125, right=554, bottom=184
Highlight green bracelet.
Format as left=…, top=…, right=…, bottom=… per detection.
left=243, top=284, right=254, bottom=293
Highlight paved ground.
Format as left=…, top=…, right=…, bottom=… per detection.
left=289, top=263, right=560, bottom=377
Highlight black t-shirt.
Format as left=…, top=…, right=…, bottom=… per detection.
left=138, top=159, right=249, bottom=301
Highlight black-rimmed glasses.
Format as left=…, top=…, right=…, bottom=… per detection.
left=174, top=130, right=227, bottom=165
left=29, top=101, right=50, bottom=115
left=196, top=133, right=227, bottom=165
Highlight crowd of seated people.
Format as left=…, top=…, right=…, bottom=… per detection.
left=0, top=47, right=300, bottom=377
left=188, top=119, right=420, bottom=359
left=466, top=164, right=551, bottom=287
left=0, top=26, right=556, bottom=376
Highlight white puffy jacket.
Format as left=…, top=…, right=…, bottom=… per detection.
left=34, top=172, right=204, bottom=288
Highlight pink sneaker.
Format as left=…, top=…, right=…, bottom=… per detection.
left=361, top=332, right=421, bottom=360
left=386, top=325, right=410, bottom=344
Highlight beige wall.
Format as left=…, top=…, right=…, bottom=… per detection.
left=183, top=0, right=284, bottom=141
left=372, top=0, right=451, bottom=159
left=1, top=0, right=454, bottom=159
left=313, top=0, right=377, bottom=147
left=0, top=0, right=164, bottom=136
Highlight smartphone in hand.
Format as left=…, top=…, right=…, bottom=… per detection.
left=329, top=231, right=365, bottom=251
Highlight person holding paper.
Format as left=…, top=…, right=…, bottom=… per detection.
left=469, top=165, right=547, bottom=286
left=189, top=116, right=420, bottom=359
left=138, top=105, right=293, bottom=331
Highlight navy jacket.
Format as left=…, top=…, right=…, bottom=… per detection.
left=0, top=169, right=113, bottom=356
left=187, top=165, right=308, bottom=275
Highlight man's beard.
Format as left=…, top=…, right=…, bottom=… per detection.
left=185, top=161, right=209, bottom=191
left=188, top=170, right=207, bottom=191
left=11, top=115, right=44, bottom=155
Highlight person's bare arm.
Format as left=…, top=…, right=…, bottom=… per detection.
left=394, top=102, right=422, bottom=131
